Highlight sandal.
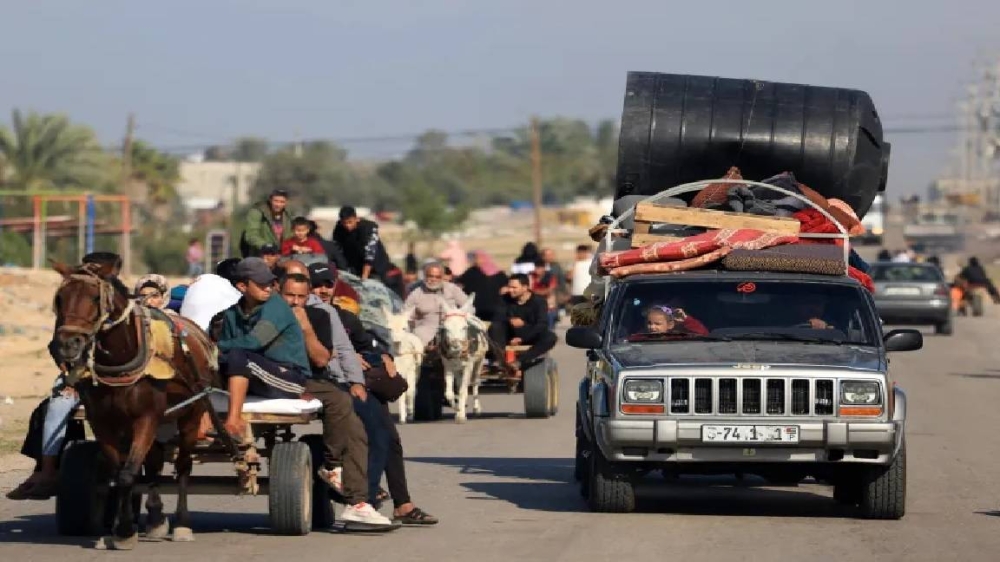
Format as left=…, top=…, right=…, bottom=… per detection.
left=5, top=480, right=37, bottom=501
left=376, top=488, right=390, bottom=503
left=393, top=507, right=438, bottom=526
left=25, top=480, right=58, bottom=500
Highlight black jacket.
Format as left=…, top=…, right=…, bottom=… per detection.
left=332, top=218, right=392, bottom=277
left=492, top=293, right=549, bottom=343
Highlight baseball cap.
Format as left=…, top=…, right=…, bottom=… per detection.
left=234, top=257, right=277, bottom=286
left=339, top=206, right=357, bottom=220
left=308, top=262, right=336, bottom=286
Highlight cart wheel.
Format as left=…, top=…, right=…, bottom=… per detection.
left=298, top=435, right=336, bottom=529
left=547, top=359, right=560, bottom=417
left=268, top=442, right=313, bottom=535
left=56, top=440, right=114, bottom=536
left=523, top=358, right=553, bottom=418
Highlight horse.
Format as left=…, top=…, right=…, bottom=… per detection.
left=382, top=305, right=424, bottom=424
left=438, top=295, right=488, bottom=423
left=50, top=261, right=219, bottom=550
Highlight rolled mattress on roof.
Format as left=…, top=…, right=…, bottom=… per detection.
left=614, top=72, right=891, bottom=219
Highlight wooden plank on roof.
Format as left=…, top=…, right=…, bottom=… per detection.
left=634, top=203, right=801, bottom=234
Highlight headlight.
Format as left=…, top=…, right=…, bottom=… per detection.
left=623, top=379, right=663, bottom=403
left=841, top=381, right=881, bottom=405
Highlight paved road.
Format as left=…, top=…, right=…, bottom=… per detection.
left=3, top=314, right=1000, bottom=561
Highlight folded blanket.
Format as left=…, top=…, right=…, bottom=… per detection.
left=722, top=244, right=847, bottom=276
left=608, top=247, right=733, bottom=278
left=600, top=228, right=799, bottom=270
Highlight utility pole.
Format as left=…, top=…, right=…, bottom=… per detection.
left=120, top=113, right=135, bottom=277
left=530, top=116, right=543, bottom=246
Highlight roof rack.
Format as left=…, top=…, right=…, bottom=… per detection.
left=598, top=179, right=852, bottom=297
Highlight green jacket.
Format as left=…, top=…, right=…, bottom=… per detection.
left=242, top=201, right=292, bottom=255
left=217, top=293, right=310, bottom=379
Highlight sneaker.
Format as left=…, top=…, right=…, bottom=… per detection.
left=342, top=502, right=393, bottom=526
left=317, top=466, right=344, bottom=495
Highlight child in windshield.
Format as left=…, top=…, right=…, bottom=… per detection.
left=629, top=305, right=710, bottom=340
left=646, top=305, right=686, bottom=333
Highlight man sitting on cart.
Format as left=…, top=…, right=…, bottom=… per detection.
left=489, top=273, right=558, bottom=378
left=403, top=261, right=470, bottom=352
left=212, top=257, right=310, bottom=440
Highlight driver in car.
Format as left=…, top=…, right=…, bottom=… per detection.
left=794, top=299, right=834, bottom=329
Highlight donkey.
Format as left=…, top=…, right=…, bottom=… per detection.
left=438, top=295, right=488, bottom=423
left=51, top=262, right=219, bottom=550
left=382, top=305, right=423, bottom=424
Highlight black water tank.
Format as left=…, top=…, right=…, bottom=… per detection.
left=614, top=72, right=891, bottom=218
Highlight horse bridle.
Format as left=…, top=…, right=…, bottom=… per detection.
left=55, top=266, right=136, bottom=373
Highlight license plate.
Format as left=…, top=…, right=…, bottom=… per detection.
left=884, top=287, right=921, bottom=296
left=701, top=425, right=800, bottom=443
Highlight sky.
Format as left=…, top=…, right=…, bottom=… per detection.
left=1, top=0, right=999, bottom=198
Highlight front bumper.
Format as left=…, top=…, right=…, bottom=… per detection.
left=596, top=418, right=900, bottom=465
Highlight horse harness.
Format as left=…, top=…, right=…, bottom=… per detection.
left=56, top=267, right=209, bottom=389
left=437, top=311, right=484, bottom=361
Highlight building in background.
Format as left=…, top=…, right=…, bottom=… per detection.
left=177, top=161, right=261, bottom=214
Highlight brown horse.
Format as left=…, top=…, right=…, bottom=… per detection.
left=51, top=261, right=220, bottom=549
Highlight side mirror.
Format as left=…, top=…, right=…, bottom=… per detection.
left=884, top=329, right=923, bottom=352
left=566, top=326, right=603, bottom=350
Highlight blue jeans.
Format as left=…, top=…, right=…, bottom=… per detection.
left=352, top=394, right=389, bottom=505
left=42, top=377, right=80, bottom=456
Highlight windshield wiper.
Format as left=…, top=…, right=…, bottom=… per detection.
left=726, top=332, right=845, bottom=345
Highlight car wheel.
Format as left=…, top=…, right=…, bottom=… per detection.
left=586, top=446, right=636, bottom=513
left=858, top=438, right=906, bottom=520
left=935, top=316, right=953, bottom=335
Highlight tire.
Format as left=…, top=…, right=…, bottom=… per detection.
left=935, top=315, right=953, bottom=335
left=574, top=414, right=588, bottom=482
left=523, top=359, right=552, bottom=418
left=586, top=446, right=636, bottom=513
left=547, top=360, right=560, bottom=417
left=268, top=442, right=313, bottom=535
left=859, top=439, right=906, bottom=520
left=56, top=440, right=114, bottom=536
left=972, top=293, right=985, bottom=317
left=298, top=435, right=336, bottom=529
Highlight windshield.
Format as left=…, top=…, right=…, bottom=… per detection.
left=869, top=264, right=943, bottom=282
left=609, top=279, right=879, bottom=347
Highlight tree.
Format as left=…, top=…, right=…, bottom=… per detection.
left=230, top=137, right=269, bottom=162
left=398, top=179, right=468, bottom=240
left=127, top=140, right=181, bottom=205
left=0, top=109, right=106, bottom=191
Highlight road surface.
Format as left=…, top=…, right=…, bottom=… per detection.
left=3, top=314, right=1000, bottom=561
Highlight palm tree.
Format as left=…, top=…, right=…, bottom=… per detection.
left=0, top=109, right=105, bottom=191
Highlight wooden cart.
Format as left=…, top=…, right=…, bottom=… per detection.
left=59, top=395, right=340, bottom=537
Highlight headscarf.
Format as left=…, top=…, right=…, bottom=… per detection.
left=474, top=250, right=501, bottom=276
left=514, top=242, right=540, bottom=265
left=134, top=274, right=169, bottom=298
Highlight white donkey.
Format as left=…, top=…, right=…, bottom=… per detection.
left=439, top=295, right=489, bottom=423
left=382, top=305, right=423, bottom=424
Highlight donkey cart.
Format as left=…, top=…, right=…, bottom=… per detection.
left=413, top=345, right=559, bottom=422
left=59, top=394, right=344, bottom=538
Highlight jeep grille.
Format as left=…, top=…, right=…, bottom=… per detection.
left=667, top=377, right=837, bottom=417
